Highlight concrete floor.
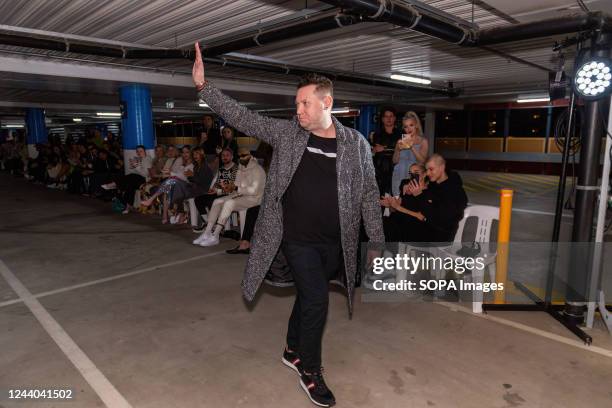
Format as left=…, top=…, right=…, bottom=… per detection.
left=1, top=173, right=612, bottom=408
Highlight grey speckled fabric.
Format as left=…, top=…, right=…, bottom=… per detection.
left=198, top=82, right=384, bottom=314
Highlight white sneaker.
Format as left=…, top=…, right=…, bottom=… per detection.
left=199, top=234, right=219, bottom=247
left=193, top=232, right=212, bottom=245
left=101, top=182, right=117, bottom=190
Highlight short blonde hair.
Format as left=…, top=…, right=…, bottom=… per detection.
left=402, top=111, right=423, bottom=137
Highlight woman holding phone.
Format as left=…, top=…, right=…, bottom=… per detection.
left=391, top=111, right=428, bottom=196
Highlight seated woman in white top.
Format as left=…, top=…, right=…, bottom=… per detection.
left=141, top=145, right=193, bottom=223
left=115, top=145, right=152, bottom=214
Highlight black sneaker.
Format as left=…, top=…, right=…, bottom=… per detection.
left=299, top=368, right=336, bottom=407
left=282, top=348, right=303, bottom=375
left=192, top=224, right=206, bottom=233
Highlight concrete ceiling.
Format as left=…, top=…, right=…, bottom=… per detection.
left=0, top=0, right=611, bottom=125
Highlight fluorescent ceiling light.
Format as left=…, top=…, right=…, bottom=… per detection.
left=72, top=118, right=82, bottom=122
left=390, top=74, right=431, bottom=85
left=198, top=102, right=209, bottom=108
left=516, top=97, right=550, bottom=103
left=162, top=120, right=173, bottom=124
left=5, top=124, right=24, bottom=128
left=96, top=112, right=121, bottom=117
left=331, top=108, right=350, bottom=114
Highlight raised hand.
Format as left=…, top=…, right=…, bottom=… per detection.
left=192, top=42, right=205, bottom=87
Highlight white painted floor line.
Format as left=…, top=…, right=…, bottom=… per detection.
left=0, top=259, right=132, bottom=408
left=512, top=207, right=573, bottom=218
left=0, top=249, right=228, bottom=309
left=436, top=302, right=612, bottom=359
left=0, top=298, right=23, bottom=308
left=33, top=249, right=229, bottom=300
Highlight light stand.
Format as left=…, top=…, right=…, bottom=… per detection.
left=483, top=34, right=611, bottom=344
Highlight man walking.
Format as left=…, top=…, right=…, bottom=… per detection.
left=192, top=42, right=383, bottom=407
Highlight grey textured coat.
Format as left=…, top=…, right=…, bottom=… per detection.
left=198, top=83, right=384, bottom=314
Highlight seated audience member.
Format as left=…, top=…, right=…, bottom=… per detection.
left=193, top=148, right=238, bottom=229
left=220, top=126, right=239, bottom=161
left=89, top=149, right=118, bottom=195
left=28, top=144, right=50, bottom=183
left=149, top=145, right=167, bottom=183
left=407, top=154, right=468, bottom=243
left=46, top=145, right=71, bottom=189
left=226, top=205, right=260, bottom=254
left=380, top=163, right=429, bottom=243
left=193, top=147, right=265, bottom=247
left=161, top=145, right=180, bottom=179
left=140, top=146, right=193, bottom=223
left=142, top=147, right=213, bottom=220
left=115, top=145, right=152, bottom=214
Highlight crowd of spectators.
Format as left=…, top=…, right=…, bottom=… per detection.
left=372, top=109, right=468, bottom=244
left=0, top=121, right=269, bottom=255
left=1, top=109, right=468, bottom=254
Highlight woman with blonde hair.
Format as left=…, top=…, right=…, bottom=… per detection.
left=391, top=111, right=429, bottom=196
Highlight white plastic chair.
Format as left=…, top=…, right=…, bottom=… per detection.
left=435, top=205, right=499, bottom=313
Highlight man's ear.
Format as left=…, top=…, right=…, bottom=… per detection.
left=324, top=95, right=333, bottom=110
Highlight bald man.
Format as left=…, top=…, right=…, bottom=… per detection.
left=194, top=147, right=266, bottom=247
left=405, top=153, right=468, bottom=242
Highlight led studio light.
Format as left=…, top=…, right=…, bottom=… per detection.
left=574, top=58, right=612, bottom=99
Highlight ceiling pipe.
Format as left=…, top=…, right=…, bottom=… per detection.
left=205, top=56, right=454, bottom=95
left=0, top=13, right=363, bottom=58
left=203, top=13, right=361, bottom=57
left=320, top=0, right=472, bottom=44
left=0, top=29, right=455, bottom=96
left=476, top=12, right=612, bottom=45
left=320, top=0, right=612, bottom=46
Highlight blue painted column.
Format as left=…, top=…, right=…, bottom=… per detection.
left=356, top=105, right=377, bottom=140
left=25, top=108, right=47, bottom=158
left=119, top=84, right=155, bottom=170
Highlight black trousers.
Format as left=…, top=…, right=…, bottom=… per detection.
left=116, top=173, right=145, bottom=207
left=241, top=205, right=260, bottom=242
left=194, top=193, right=219, bottom=215
left=282, top=241, right=342, bottom=372
left=383, top=212, right=430, bottom=243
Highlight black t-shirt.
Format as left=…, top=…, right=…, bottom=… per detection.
left=282, top=134, right=340, bottom=243
left=372, top=128, right=401, bottom=150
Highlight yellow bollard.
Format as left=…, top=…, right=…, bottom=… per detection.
left=494, top=189, right=513, bottom=304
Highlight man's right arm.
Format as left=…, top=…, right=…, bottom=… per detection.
left=198, top=82, right=292, bottom=149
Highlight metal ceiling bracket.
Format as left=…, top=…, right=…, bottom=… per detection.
left=369, top=0, right=388, bottom=19
left=253, top=29, right=263, bottom=46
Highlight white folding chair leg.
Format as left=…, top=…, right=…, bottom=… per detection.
left=187, top=198, right=199, bottom=227
left=239, top=209, right=247, bottom=238
left=472, top=265, right=485, bottom=313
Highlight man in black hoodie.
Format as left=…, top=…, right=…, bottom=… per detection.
left=405, top=154, right=467, bottom=243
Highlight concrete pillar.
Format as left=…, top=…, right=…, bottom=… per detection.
left=25, top=108, right=47, bottom=158
left=356, top=105, right=377, bottom=140
left=119, top=84, right=155, bottom=170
